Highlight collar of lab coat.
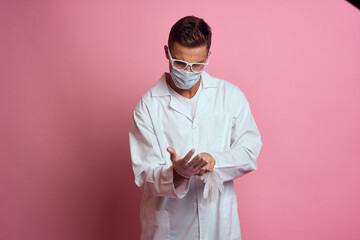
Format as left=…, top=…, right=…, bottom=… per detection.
left=150, top=71, right=218, bottom=98
left=150, top=71, right=218, bottom=121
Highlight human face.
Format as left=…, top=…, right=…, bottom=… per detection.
left=165, top=42, right=210, bottom=73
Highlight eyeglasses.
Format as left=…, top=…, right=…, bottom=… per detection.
left=167, top=47, right=209, bottom=72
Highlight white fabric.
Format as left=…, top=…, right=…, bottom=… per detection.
left=129, top=71, right=262, bottom=240
left=200, top=170, right=224, bottom=202
left=167, top=78, right=203, bottom=120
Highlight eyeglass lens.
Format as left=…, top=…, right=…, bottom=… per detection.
left=173, top=60, right=206, bottom=72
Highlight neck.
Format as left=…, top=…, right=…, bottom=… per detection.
left=166, top=73, right=201, bottom=99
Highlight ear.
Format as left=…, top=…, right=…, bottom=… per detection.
left=208, top=51, right=212, bottom=57
left=164, top=45, right=170, bottom=60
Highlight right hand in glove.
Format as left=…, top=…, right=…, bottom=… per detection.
left=167, top=147, right=208, bottom=178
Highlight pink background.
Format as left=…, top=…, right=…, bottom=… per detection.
left=1, top=0, right=360, bottom=239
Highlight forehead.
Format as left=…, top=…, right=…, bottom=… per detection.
left=171, top=42, right=208, bottom=62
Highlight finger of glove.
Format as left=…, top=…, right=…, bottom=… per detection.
left=214, top=175, right=224, bottom=194
left=203, top=181, right=210, bottom=199
left=183, top=148, right=196, bottom=163
left=208, top=182, right=218, bottom=202
left=200, top=172, right=209, bottom=182
left=212, top=187, right=219, bottom=202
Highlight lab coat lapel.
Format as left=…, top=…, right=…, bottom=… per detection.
left=169, top=96, right=193, bottom=121
left=151, top=73, right=193, bottom=121
left=150, top=72, right=217, bottom=122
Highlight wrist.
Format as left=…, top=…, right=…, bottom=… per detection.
left=173, top=168, right=190, bottom=188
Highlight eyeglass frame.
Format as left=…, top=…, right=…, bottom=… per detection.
left=167, top=47, right=210, bottom=73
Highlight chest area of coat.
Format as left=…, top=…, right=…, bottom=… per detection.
left=152, top=107, right=233, bottom=156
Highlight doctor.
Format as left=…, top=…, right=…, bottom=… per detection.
left=129, top=16, right=262, bottom=240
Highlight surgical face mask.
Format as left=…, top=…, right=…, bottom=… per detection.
left=170, top=67, right=203, bottom=90
left=167, top=48, right=209, bottom=90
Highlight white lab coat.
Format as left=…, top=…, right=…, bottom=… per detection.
left=129, top=71, right=262, bottom=240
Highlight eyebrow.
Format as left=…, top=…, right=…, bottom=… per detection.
left=197, top=59, right=207, bottom=63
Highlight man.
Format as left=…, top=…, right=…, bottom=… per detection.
left=129, top=16, right=262, bottom=240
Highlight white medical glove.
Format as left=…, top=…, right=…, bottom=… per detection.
left=200, top=170, right=224, bottom=202
left=167, top=147, right=208, bottom=179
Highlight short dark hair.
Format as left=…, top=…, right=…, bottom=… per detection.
left=168, top=16, right=212, bottom=52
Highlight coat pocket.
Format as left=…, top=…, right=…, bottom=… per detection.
left=206, top=113, right=232, bottom=151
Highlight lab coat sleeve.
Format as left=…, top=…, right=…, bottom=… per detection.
left=129, top=106, right=190, bottom=198
left=209, top=91, right=262, bottom=182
